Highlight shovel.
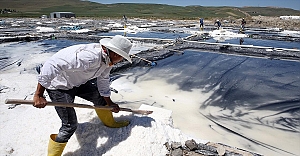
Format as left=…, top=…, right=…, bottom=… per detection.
left=5, top=99, right=153, bottom=115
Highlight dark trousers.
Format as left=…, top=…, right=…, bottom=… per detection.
left=46, top=79, right=106, bottom=143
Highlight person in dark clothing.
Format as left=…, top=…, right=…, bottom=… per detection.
left=199, top=18, right=204, bottom=30
left=214, top=20, right=221, bottom=30
left=241, top=18, right=246, bottom=31
left=123, top=15, right=127, bottom=28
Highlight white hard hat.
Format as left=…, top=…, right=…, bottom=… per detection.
left=100, top=35, right=132, bottom=63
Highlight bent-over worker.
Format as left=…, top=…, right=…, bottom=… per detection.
left=33, top=35, right=132, bottom=156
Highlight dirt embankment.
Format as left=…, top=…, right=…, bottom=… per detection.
left=247, top=16, right=300, bottom=30
left=207, top=16, right=300, bottom=31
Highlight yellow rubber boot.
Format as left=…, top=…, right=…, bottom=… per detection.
left=95, top=109, right=130, bottom=128
left=48, top=134, right=67, bottom=156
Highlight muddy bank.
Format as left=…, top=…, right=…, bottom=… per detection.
left=206, top=16, right=300, bottom=31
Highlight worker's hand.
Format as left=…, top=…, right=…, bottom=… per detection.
left=109, top=103, right=120, bottom=113
left=103, top=96, right=120, bottom=113
left=33, top=95, right=47, bottom=108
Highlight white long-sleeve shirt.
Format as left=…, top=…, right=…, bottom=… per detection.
left=38, top=43, right=113, bottom=97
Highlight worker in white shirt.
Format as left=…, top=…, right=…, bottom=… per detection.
left=33, top=35, right=132, bottom=156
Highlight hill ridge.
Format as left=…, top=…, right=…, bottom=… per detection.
left=0, top=0, right=299, bottom=19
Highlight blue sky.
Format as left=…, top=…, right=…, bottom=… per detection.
left=89, top=0, right=300, bottom=10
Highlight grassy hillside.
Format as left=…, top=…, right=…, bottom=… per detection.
left=0, top=0, right=299, bottom=19
left=240, top=7, right=300, bottom=16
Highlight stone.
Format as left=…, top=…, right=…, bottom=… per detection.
left=185, top=139, right=198, bottom=151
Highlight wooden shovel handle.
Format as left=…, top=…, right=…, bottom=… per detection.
left=5, top=99, right=153, bottom=115
left=5, top=99, right=113, bottom=110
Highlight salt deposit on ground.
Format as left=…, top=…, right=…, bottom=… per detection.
left=0, top=37, right=203, bottom=156
left=0, top=61, right=206, bottom=156
left=209, top=29, right=248, bottom=41
left=36, top=26, right=56, bottom=33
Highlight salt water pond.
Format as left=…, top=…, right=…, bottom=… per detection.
left=119, top=49, right=299, bottom=155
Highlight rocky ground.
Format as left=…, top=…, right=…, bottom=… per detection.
left=165, top=139, right=262, bottom=156
left=205, top=16, right=300, bottom=31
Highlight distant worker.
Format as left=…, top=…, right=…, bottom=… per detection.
left=123, top=15, right=127, bottom=23
left=199, top=18, right=204, bottom=30
left=123, top=15, right=127, bottom=28
left=241, top=18, right=246, bottom=31
left=215, top=19, right=222, bottom=30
